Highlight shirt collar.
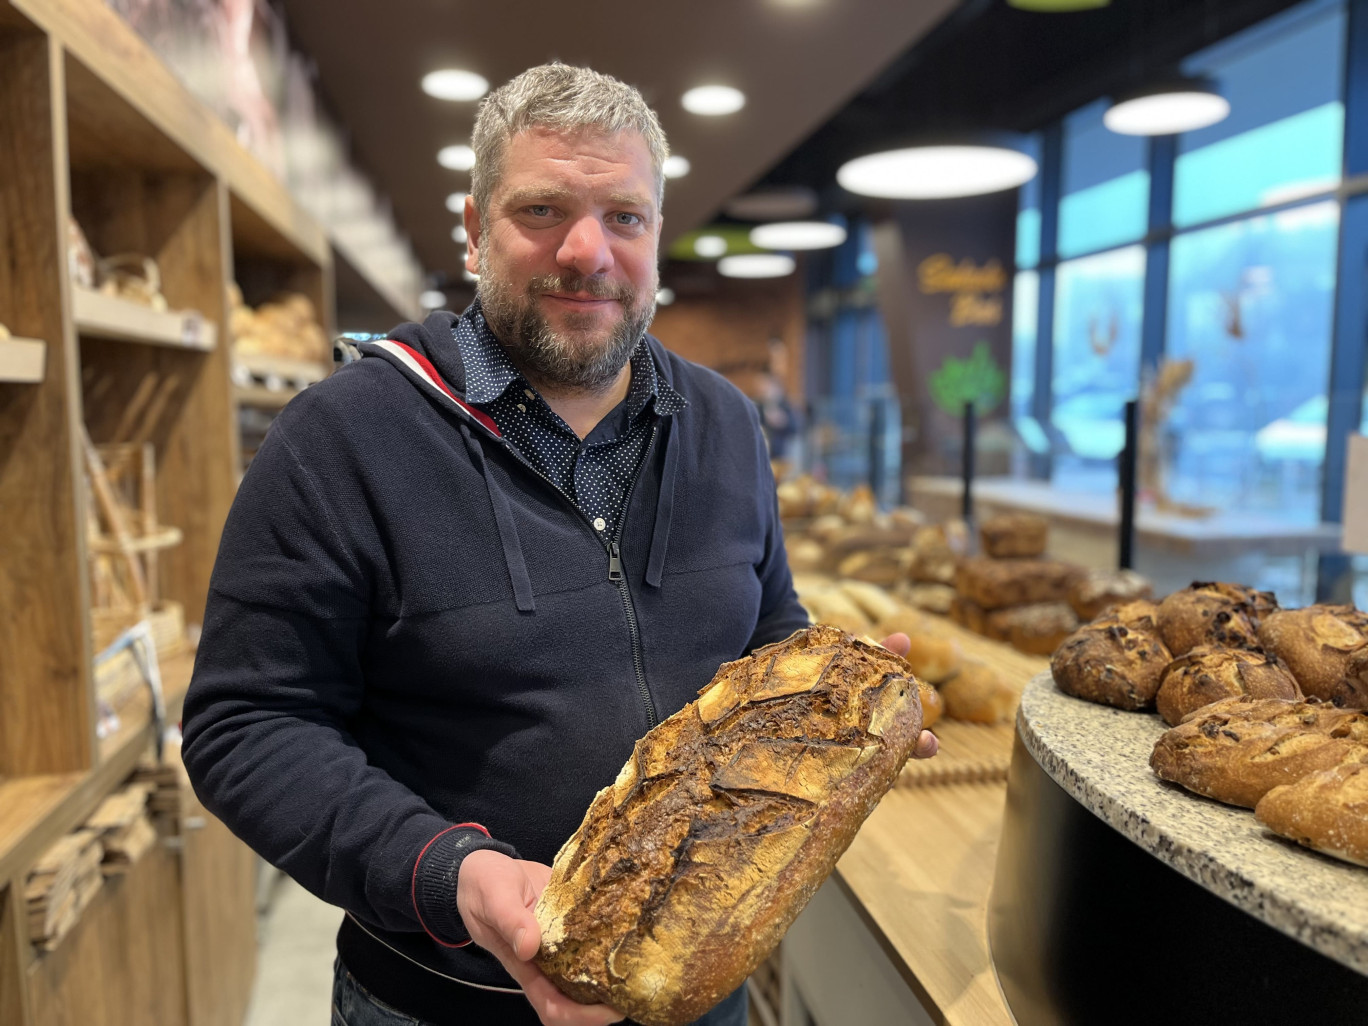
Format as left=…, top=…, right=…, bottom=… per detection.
left=455, top=299, right=688, bottom=419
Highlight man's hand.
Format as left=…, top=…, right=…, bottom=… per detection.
left=457, top=849, right=624, bottom=1026
left=880, top=632, right=940, bottom=760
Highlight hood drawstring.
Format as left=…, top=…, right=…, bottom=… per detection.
left=644, top=416, right=679, bottom=590
left=459, top=424, right=536, bottom=613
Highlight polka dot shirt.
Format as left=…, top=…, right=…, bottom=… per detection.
left=455, top=302, right=687, bottom=541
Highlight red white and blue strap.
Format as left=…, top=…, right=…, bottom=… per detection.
left=370, top=340, right=501, bottom=438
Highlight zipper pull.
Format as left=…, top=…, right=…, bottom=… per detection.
left=608, top=542, right=624, bottom=582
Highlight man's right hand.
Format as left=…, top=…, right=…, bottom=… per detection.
left=456, top=849, right=625, bottom=1026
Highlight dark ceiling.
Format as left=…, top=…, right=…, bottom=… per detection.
left=285, top=0, right=1308, bottom=308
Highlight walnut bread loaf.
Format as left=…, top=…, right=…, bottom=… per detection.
left=532, top=625, right=924, bottom=1026
left=1256, top=762, right=1368, bottom=868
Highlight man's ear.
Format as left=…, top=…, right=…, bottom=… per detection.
left=464, top=196, right=481, bottom=274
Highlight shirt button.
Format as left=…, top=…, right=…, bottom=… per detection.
left=516, top=403, right=526, bottom=412
left=593, top=517, right=606, bottom=532
left=524, top=388, right=535, bottom=399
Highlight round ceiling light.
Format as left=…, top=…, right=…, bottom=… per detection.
left=837, top=144, right=1037, bottom=199
left=1104, top=80, right=1230, bottom=136
left=656, top=287, right=676, bottom=306
left=693, top=234, right=728, bottom=258
left=682, top=85, right=746, bottom=116
left=445, top=191, right=467, bottom=213
left=419, top=289, right=448, bottom=309
left=663, top=155, right=691, bottom=179
left=438, top=144, right=476, bottom=171
left=451, top=224, right=468, bottom=243
left=421, top=69, right=489, bottom=101
left=718, top=254, right=796, bottom=278
left=725, top=186, right=819, bottom=221
left=750, top=221, right=847, bottom=250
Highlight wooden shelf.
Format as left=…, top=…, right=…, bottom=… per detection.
left=73, top=288, right=216, bottom=351
left=233, top=353, right=329, bottom=385
left=96, top=648, right=193, bottom=766
left=0, top=336, right=46, bottom=383
left=233, top=385, right=298, bottom=410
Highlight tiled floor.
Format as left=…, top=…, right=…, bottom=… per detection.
left=244, top=871, right=342, bottom=1026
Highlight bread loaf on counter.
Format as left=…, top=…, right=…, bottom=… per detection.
left=1068, top=568, right=1154, bottom=621
left=1149, top=697, right=1368, bottom=808
left=1257, top=605, right=1368, bottom=703
left=1155, top=581, right=1277, bottom=656
left=533, top=625, right=924, bottom=1026
left=1051, top=611, right=1171, bottom=711
left=955, top=557, right=1080, bottom=611
left=1155, top=646, right=1302, bottom=727
left=1256, top=762, right=1368, bottom=868
left=986, top=601, right=1079, bottom=656
left=978, top=513, right=1048, bottom=559
left=939, top=659, right=1018, bottom=724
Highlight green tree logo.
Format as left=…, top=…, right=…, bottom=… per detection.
left=929, top=341, right=1006, bottom=416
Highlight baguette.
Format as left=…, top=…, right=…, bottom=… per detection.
left=534, top=625, right=924, bottom=1026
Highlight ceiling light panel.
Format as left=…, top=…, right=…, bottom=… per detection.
left=422, top=69, right=489, bottom=101
left=693, top=234, right=728, bottom=258
left=663, top=155, right=691, bottom=179
left=750, top=221, right=847, bottom=250
left=837, top=145, right=1037, bottom=199
left=438, top=145, right=476, bottom=171
left=682, top=85, right=746, bottom=116
left=419, top=289, right=447, bottom=309
left=1104, top=89, right=1231, bottom=136
left=718, top=254, right=796, bottom=278
left=445, top=192, right=468, bottom=213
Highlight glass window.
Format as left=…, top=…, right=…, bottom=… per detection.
left=1175, top=0, right=1345, bottom=227
left=1058, top=100, right=1149, bottom=258
left=1016, top=133, right=1043, bottom=269
left=1050, top=245, right=1147, bottom=490
left=1011, top=271, right=1038, bottom=422
left=1164, top=200, right=1339, bottom=522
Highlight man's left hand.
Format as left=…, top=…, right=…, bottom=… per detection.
left=880, top=632, right=939, bottom=761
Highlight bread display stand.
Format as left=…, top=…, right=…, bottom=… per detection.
left=990, top=674, right=1368, bottom=1025
left=72, top=286, right=217, bottom=351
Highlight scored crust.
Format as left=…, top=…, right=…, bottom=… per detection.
left=1256, top=605, right=1368, bottom=702
left=1155, top=581, right=1277, bottom=656
left=1051, top=613, right=1172, bottom=711
left=1068, top=568, right=1154, bottom=622
left=1255, top=762, right=1368, bottom=868
left=532, top=624, right=923, bottom=1026
left=1149, top=696, right=1368, bottom=808
left=1155, top=645, right=1302, bottom=727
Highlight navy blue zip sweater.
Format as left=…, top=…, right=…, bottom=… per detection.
left=181, top=308, right=808, bottom=1017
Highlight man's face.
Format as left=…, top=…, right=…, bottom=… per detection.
left=468, top=126, right=662, bottom=392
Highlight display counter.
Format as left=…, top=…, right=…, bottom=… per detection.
left=990, top=673, right=1368, bottom=1025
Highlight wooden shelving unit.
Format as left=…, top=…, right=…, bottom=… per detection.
left=0, top=336, right=46, bottom=382
left=0, top=0, right=416, bottom=1022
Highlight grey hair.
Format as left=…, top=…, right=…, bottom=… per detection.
left=470, top=62, right=669, bottom=216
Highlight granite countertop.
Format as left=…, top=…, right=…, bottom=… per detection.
left=1017, top=672, right=1368, bottom=975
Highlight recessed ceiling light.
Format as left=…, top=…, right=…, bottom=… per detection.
left=718, top=254, right=796, bottom=278
left=749, top=221, right=847, bottom=250
left=446, top=192, right=468, bottom=213
left=682, top=85, right=745, bottom=116
left=419, top=289, right=447, bottom=309
left=656, top=287, right=676, bottom=306
left=837, top=144, right=1037, bottom=199
left=663, top=155, right=691, bottom=179
left=421, top=69, right=489, bottom=101
left=1104, top=80, right=1230, bottom=136
left=693, top=234, right=728, bottom=258
left=452, top=224, right=468, bottom=243
left=438, top=145, right=476, bottom=171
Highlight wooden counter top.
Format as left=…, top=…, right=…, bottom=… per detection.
left=829, top=621, right=1047, bottom=1025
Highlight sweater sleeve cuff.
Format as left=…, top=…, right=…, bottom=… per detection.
left=411, top=823, right=519, bottom=947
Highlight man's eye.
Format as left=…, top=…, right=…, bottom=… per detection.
left=614, top=212, right=642, bottom=226
left=527, top=205, right=553, bottom=217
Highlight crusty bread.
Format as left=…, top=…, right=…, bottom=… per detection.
left=918, top=680, right=944, bottom=729
left=1256, top=604, right=1368, bottom=702
left=954, top=557, right=1081, bottom=611
left=1149, top=697, right=1368, bottom=808
left=533, top=625, right=924, bottom=1026
left=940, top=659, right=1018, bottom=724
left=948, top=595, right=988, bottom=635
left=985, top=601, right=1079, bottom=656
left=1155, top=581, right=1277, bottom=656
left=979, top=513, right=1048, bottom=559
left=902, top=582, right=956, bottom=614
left=907, top=525, right=960, bottom=584
left=903, top=633, right=962, bottom=685
left=837, top=580, right=903, bottom=627
left=1155, top=645, right=1302, bottom=727
left=1051, top=612, right=1172, bottom=711
left=1111, top=598, right=1162, bottom=631
left=1068, top=568, right=1154, bottom=621
left=1256, top=762, right=1368, bottom=868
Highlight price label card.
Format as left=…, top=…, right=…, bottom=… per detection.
left=1342, top=434, right=1368, bottom=555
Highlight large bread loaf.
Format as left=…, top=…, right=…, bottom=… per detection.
left=533, top=625, right=924, bottom=1026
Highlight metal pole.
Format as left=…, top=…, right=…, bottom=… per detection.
left=1118, top=399, right=1139, bottom=570
left=962, top=401, right=976, bottom=522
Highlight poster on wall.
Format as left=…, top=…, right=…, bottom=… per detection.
left=872, top=190, right=1017, bottom=477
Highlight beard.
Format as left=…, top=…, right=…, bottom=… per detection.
left=477, top=248, right=658, bottom=393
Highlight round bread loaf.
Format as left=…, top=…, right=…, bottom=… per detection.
left=1050, top=613, right=1172, bottom=711
left=978, top=512, right=1048, bottom=558
left=987, top=601, right=1079, bottom=656
left=533, top=625, right=924, bottom=1026
left=1155, top=581, right=1277, bottom=656
left=1256, top=604, right=1368, bottom=702
left=1111, top=598, right=1161, bottom=631
left=1155, top=645, right=1302, bottom=726
left=939, top=659, right=1017, bottom=724
left=1068, top=568, right=1154, bottom=621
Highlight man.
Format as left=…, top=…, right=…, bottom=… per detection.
left=182, top=63, right=936, bottom=1026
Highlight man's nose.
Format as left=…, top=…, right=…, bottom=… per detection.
left=557, top=215, right=614, bottom=277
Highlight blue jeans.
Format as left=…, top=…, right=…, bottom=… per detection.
left=331, top=957, right=748, bottom=1026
